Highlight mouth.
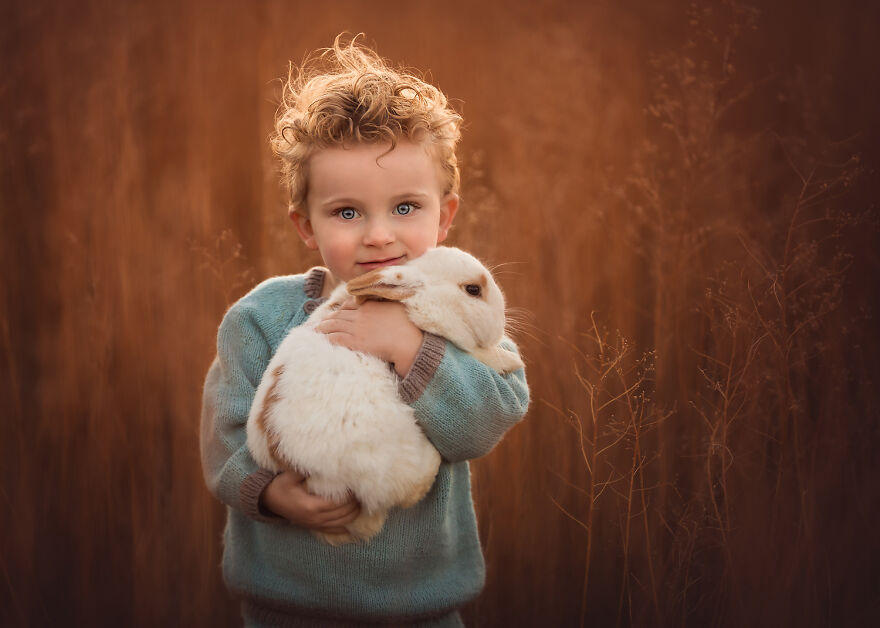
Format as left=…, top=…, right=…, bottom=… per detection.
left=356, top=255, right=406, bottom=270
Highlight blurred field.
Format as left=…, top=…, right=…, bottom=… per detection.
left=2, top=0, right=879, bottom=626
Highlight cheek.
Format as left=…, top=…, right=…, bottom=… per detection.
left=404, top=214, right=442, bottom=252
left=316, top=229, right=357, bottom=263
left=407, top=235, right=438, bottom=257
left=324, top=239, right=356, bottom=261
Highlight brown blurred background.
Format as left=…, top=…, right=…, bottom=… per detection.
left=2, top=0, right=879, bottom=626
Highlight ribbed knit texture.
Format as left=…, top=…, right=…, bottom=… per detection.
left=399, top=333, right=446, bottom=404
left=199, top=269, right=530, bottom=623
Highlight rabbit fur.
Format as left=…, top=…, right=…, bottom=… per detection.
left=246, top=246, right=524, bottom=545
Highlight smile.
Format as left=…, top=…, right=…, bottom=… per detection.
left=356, top=255, right=406, bottom=270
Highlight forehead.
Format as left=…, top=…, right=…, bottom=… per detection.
left=307, top=140, right=443, bottom=200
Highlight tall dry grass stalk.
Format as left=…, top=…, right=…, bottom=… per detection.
left=541, top=2, right=879, bottom=625
left=545, top=315, right=669, bottom=626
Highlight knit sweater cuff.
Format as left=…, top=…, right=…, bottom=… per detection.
left=240, top=469, right=284, bottom=522
left=398, top=332, right=446, bottom=404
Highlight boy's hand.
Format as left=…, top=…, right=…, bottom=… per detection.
left=315, top=299, right=424, bottom=377
left=260, top=470, right=361, bottom=534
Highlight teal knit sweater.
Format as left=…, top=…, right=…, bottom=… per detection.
left=200, top=267, right=530, bottom=624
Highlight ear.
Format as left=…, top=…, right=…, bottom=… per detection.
left=290, top=208, right=318, bottom=250
left=471, top=344, right=525, bottom=375
left=346, top=268, right=418, bottom=302
left=436, top=193, right=459, bottom=244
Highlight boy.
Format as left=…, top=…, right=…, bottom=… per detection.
left=200, top=37, right=529, bottom=627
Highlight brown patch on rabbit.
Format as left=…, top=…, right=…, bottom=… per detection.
left=257, top=364, right=289, bottom=470
left=347, top=268, right=417, bottom=302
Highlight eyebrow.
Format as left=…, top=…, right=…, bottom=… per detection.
left=392, top=192, right=431, bottom=201
left=316, top=197, right=361, bottom=209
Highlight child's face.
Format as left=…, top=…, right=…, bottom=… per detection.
left=291, top=140, right=458, bottom=285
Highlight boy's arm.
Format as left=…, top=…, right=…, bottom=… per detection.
left=200, top=305, right=280, bottom=521
left=200, top=302, right=362, bottom=529
left=399, top=333, right=530, bottom=463
left=318, top=299, right=530, bottom=462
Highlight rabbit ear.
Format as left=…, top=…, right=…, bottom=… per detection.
left=471, top=344, right=525, bottom=374
left=347, top=269, right=418, bottom=302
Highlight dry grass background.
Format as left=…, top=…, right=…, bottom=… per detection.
left=2, top=0, right=879, bottom=626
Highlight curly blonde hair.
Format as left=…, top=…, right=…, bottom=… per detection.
left=271, top=35, right=463, bottom=214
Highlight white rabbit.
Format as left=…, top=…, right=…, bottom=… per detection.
left=246, top=246, right=523, bottom=545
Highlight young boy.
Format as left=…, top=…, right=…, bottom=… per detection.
left=200, top=37, right=529, bottom=627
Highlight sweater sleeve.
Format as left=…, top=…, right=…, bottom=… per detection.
left=199, top=304, right=282, bottom=522
left=399, top=334, right=530, bottom=463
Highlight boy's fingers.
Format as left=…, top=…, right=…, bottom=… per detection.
left=317, top=525, right=349, bottom=535
left=324, top=334, right=357, bottom=351
left=308, top=495, right=355, bottom=514
left=302, top=490, right=358, bottom=511
left=286, top=469, right=307, bottom=484
left=320, top=506, right=361, bottom=527
left=337, top=297, right=359, bottom=311
left=322, top=309, right=357, bottom=323
left=315, top=319, right=354, bottom=335
left=326, top=498, right=360, bottom=517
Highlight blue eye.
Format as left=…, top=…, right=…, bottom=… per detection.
left=393, top=202, right=416, bottom=215
left=337, top=208, right=358, bottom=220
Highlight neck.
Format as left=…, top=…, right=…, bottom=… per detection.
left=321, top=272, right=340, bottom=298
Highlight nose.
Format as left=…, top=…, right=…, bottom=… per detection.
left=362, top=217, right=395, bottom=247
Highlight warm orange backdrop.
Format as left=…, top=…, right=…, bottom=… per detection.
left=2, top=1, right=879, bottom=626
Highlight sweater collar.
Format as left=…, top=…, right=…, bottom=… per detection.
left=303, top=266, right=329, bottom=300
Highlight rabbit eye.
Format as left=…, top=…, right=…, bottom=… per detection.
left=465, top=284, right=482, bottom=297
